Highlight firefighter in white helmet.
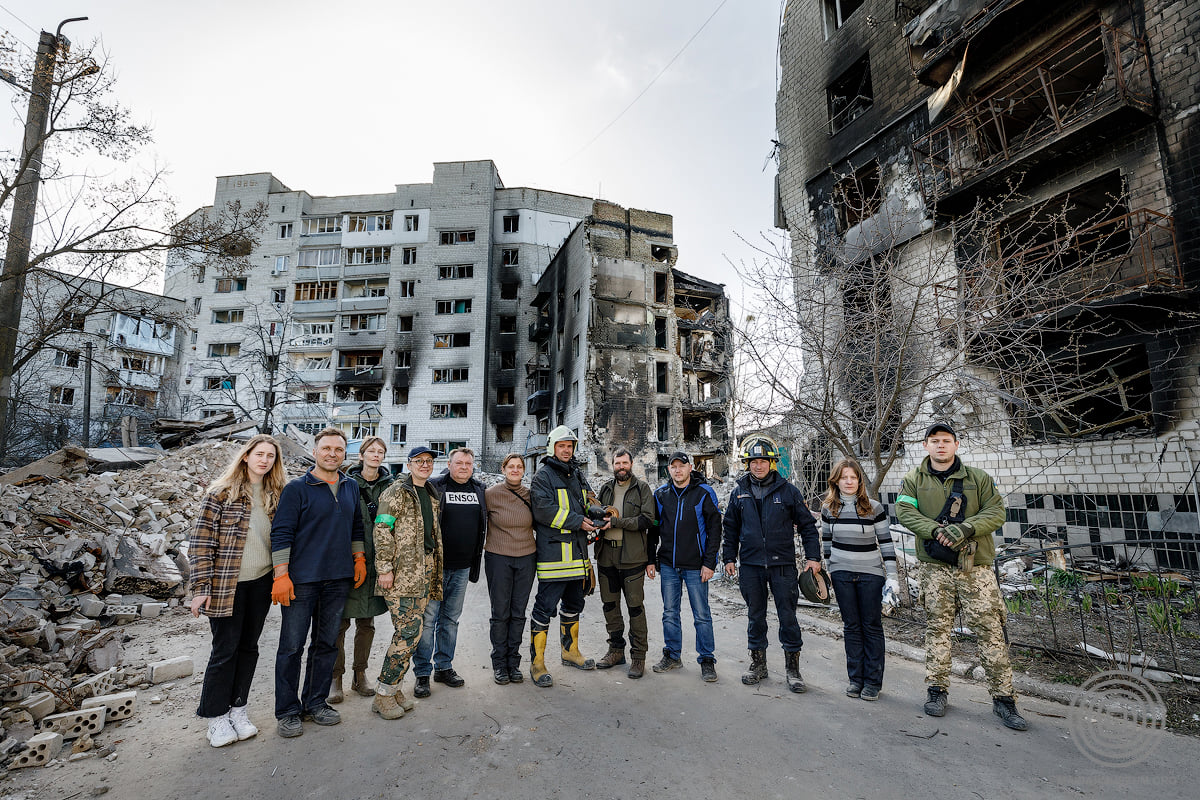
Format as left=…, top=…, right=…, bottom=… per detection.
left=526, top=426, right=608, bottom=687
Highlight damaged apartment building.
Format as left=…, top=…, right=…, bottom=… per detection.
left=775, top=0, right=1200, bottom=567
left=528, top=202, right=733, bottom=480
left=165, top=162, right=732, bottom=475
left=5, top=270, right=184, bottom=464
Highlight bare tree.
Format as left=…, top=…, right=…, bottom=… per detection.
left=735, top=172, right=1193, bottom=493
left=190, top=302, right=316, bottom=434
left=0, top=33, right=264, bottom=456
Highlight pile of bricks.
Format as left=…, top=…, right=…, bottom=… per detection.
left=0, top=440, right=275, bottom=770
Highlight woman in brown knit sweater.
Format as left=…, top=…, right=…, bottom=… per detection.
left=483, top=453, right=537, bottom=685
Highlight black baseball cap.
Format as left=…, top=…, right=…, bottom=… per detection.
left=407, top=446, right=437, bottom=459
left=668, top=451, right=690, bottom=465
left=924, top=423, right=957, bottom=440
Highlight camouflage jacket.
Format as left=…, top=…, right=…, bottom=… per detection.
left=373, top=474, right=443, bottom=600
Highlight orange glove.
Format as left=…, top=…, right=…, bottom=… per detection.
left=272, top=573, right=295, bottom=606
left=353, top=553, right=367, bottom=588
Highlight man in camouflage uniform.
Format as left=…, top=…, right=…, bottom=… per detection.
left=370, top=446, right=443, bottom=720
left=896, top=423, right=1028, bottom=731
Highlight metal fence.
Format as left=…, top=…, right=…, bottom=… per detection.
left=891, top=534, right=1200, bottom=687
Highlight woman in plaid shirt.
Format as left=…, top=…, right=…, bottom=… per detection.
left=188, top=434, right=287, bottom=748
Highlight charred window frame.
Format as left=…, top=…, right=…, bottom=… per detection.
left=431, top=402, right=469, bottom=419
left=827, top=54, right=873, bottom=134
left=822, top=0, right=865, bottom=38
left=833, top=161, right=881, bottom=233
left=1008, top=341, right=1157, bottom=445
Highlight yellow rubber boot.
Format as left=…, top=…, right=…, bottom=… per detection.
left=560, top=615, right=596, bottom=670
left=530, top=622, right=554, bottom=688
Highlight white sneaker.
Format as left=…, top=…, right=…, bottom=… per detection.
left=206, top=714, right=238, bottom=748
left=228, top=705, right=258, bottom=740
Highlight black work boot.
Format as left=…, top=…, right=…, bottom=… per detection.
left=741, top=649, right=768, bottom=685
left=784, top=650, right=806, bottom=693
left=651, top=647, right=683, bottom=673
left=924, top=686, right=948, bottom=717
left=993, top=696, right=1029, bottom=731
left=413, top=675, right=431, bottom=699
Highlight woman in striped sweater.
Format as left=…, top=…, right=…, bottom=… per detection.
left=820, top=458, right=898, bottom=701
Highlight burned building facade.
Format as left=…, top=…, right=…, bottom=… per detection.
left=529, top=202, right=733, bottom=481
left=776, top=0, right=1200, bottom=567
left=166, top=162, right=594, bottom=471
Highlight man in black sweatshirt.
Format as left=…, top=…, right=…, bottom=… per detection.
left=651, top=452, right=721, bottom=682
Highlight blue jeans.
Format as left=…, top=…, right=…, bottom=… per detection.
left=274, top=578, right=351, bottom=719
left=659, top=564, right=715, bottom=661
left=413, top=567, right=470, bottom=675
left=832, top=571, right=886, bottom=688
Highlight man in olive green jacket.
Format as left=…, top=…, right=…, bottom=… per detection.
left=370, top=446, right=443, bottom=719
left=896, top=423, right=1027, bottom=731
left=595, top=448, right=657, bottom=678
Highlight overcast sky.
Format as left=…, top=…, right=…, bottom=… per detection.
left=2, top=1, right=784, bottom=305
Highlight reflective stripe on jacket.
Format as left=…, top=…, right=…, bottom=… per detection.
left=530, top=456, right=593, bottom=582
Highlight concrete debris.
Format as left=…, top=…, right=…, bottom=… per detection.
left=9, top=730, right=62, bottom=769
left=0, top=438, right=310, bottom=769
left=147, top=656, right=193, bottom=685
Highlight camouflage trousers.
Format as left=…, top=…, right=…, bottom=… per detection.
left=919, top=562, right=1015, bottom=697
left=378, top=595, right=428, bottom=686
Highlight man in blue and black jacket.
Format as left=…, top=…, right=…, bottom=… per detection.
left=721, top=436, right=820, bottom=694
left=650, top=451, right=721, bottom=682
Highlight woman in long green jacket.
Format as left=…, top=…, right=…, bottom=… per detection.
left=329, top=436, right=394, bottom=703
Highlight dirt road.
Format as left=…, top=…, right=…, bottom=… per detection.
left=6, top=577, right=1195, bottom=799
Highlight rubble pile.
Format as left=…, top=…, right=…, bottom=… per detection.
left=0, top=440, right=265, bottom=771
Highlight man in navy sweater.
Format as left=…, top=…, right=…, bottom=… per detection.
left=270, top=428, right=365, bottom=738
left=651, top=451, right=722, bottom=681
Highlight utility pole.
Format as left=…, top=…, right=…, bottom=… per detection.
left=0, top=17, right=88, bottom=456
left=82, top=340, right=93, bottom=447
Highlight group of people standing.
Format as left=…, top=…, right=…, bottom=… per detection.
left=186, top=420, right=1028, bottom=748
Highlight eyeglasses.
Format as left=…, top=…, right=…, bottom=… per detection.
left=410, top=458, right=434, bottom=466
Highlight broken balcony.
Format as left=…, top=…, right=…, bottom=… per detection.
left=527, top=390, right=551, bottom=415
left=913, top=21, right=1154, bottom=212
left=334, top=366, right=385, bottom=385
left=529, top=320, right=551, bottom=341
left=968, top=208, right=1182, bottom=321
